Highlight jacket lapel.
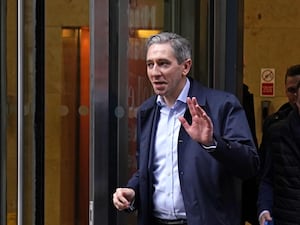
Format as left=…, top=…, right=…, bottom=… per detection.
left=139, top=102, right=161, bottom=172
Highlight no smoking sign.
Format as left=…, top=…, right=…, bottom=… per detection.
left=260, top=68, right=275, bottom=97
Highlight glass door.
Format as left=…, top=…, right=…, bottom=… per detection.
left=1, top=1, right=242, bottom=225
left=127, top=0, right=164, bottom=185
left=44, top=27, right=90, bottom=225
left=0, top=0, right=7, bottom=224
left=43, top=2, right=91, bottom=224
left=3, top=0, right=36, bottom=224
left=1, top=0, right=91, bottom=225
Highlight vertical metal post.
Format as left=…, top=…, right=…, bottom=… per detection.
left=116, top=1, right=129, bottom=225
left=210, top=0, right=244, bottom=98
left=35, top=0, right=45, bottom=223
left=17, top=0, right=24, bottom=224
left=89, top=0, right=110, bottom=224
left=212, top=0, right=226, bottom=90
left=225, top=0, right=244, bottom=99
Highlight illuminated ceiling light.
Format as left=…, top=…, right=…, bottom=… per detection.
left=62, top=29, right=75, bottom=38
left=136, top=29, right=161, bottom=39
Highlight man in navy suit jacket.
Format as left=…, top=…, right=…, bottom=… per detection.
left=113, top=32, right=259, bottom=225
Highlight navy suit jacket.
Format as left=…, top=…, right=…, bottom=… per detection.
left=126, top=77, right=259, bottom=225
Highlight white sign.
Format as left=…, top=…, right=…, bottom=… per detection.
left=260, top=68, right=275, bottom=97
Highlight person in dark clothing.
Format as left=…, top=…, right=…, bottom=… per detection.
left=113, top=32, right=259, bottom=225
left=257, top=65, right=300, bottom=225
left=242, top=84, right=259, bottom=225
left=257, top=80, right=300, bottom=225
left=259, top=65, right=300, bottom=168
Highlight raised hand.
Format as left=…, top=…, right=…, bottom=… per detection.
left=178, top=97, right=214, bottom=146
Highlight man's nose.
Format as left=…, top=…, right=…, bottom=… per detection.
left=151, top=64, right=161, bottom=75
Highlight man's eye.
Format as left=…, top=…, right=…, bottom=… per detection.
left=158, top=61, right=169, bottom=67
left=147, top=63, right=154, bottom=68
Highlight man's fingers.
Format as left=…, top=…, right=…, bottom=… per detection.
left=113, top=190, right=130, bottom=210
left=178, top=116, right=190, bottom=129
left=186, top=97, right=196, bottom=116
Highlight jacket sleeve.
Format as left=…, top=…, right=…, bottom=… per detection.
left=207, top=93, right=260, bottom=179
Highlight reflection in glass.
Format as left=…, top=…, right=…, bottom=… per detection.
left=127, top=1, right=164, bottom=225
left=44, top=27, right=90, bottom=225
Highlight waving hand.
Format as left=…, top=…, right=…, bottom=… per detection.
left=178, top=97, right=214, bottom=146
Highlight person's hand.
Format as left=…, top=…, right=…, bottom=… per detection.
left=259, top=211, right=273, bottom=225
left=113, top=188, right=135, bottom=211
left=178, top=97, right=214, bottom=146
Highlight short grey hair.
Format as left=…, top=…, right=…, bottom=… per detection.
left=145, top=32, right=192, bottom=64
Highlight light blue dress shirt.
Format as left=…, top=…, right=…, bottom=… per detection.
left=152, top=78, right=190, bottom=220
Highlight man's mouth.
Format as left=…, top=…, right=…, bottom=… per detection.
left=153, top=81, right=166, bottom=89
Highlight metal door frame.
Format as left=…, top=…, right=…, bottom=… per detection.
left=211, top=0, right=244, bottom=98
left=1, top=0, right=45, bottom=224
left=89, top=0, right=129, bottom=224
left=89, top=0, right=110, bottom=224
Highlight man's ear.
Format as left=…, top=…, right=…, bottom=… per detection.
left=182, top=59, right=192, bottom=76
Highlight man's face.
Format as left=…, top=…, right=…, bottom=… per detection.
left=285, top=75, right=300, bottom=104
left=146, top=43, right=191, bottom=105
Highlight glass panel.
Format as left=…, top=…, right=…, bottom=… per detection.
left=44, top=27, right=90, bottom=225
left=6, top=0, right=17, bottom=223
left=4, top=2, right=90, bottom=225
left=0, top=0, right=7, bottom=221
left=44, top=0, right=90, bottom=224
left=6, top=0, right=36, bottom=224
left=127, top=0, right=164, bottom=177
left=126, top=1, right=164, bottom=224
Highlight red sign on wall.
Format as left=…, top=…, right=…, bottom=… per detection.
left=260, top=68, right=275, bottom=97
left=261, top=82, right=274, bottom=96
